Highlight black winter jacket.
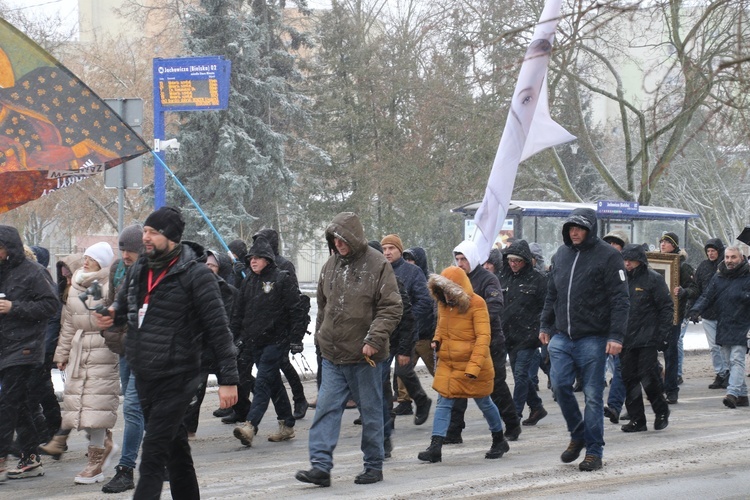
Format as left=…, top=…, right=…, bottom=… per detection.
left=0, top=225, right=59, bottom=371
left=392, top=257, right=434, bottom=342
left=621, top=244, right=673, bottom=349
left=390, top=277, right=415, bottom=357
left=689, top=259, right=750, bottom=346
left=540, top=208, right=630, bottom=344
left=693, top=238, right=725, bottom=321
left=113, top=241, right=238, bottom=385
left=499, top=240, right=546, bottom=353
left=231, top=238, right=305, bottom=347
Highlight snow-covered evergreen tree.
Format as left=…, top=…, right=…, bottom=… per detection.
left=169, top=0, right=314, bottom=247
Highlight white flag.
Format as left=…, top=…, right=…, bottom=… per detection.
left=472, top=0, right=575, bottom=263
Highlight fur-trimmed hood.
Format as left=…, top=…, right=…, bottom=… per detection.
left=428, top=266, right=472, bottom=313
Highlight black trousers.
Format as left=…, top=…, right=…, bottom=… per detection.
left=447, top=349, right=520, bottom=436
left=0, top=365, right=40, bottom=458
left=134, top=373, right=201, bottom=500
left=184, top=369, right=211, bottom=434
left=621, top=346, right=668, bottom=424
left=280, top=354, right=306, bottom=403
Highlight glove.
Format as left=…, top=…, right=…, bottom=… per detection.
left=289, top=342, right=304, bottom=354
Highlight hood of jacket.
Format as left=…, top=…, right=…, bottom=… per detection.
left=246, top=236, right=277, bottom=267
left=253, top=228, right=280, bottom=255
left=207, top=250, right=234, bottom=282
left=403, top=246, right=430, bottom=277
left=704, top=238, right=725, bottom=259
left=502, top=239, right=534, bottom=266
left=486, top=248, right=503, bottom=269
left=621, top=243, right=648, bottom=266
left=0, top=225, right=26, bottom=268
left=453, top=240, right=481, bottom=272
left=325, top=212, right=368, bottom=260
left=562, top=208, right=599, bottom=250
left=428, top=266, right=472, bottom=313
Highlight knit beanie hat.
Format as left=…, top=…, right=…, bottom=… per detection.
left=144, top=206, right=185, bottom=243
left=119, top=224, right=143, bottom=253
left=85, top=242, right=115, bottom=269
left=660, top=232, right=679, bottom=248
left=380, top=234, right=403, bottom=254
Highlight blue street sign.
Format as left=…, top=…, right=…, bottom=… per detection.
left=597, top=200, right=640, bottom=216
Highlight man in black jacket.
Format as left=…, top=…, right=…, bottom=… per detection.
left=540, top=208, right=629, bottom=472
left=231, top=236, right=305, bottom=447
left=97, top=206, right=238, bottom=500
left=619, top=244, right=673, bottom=433
left=252, top=228, right=309, bottom=420
left=659, top=232, right=698, bottom=404
left=693, top=238, right=729, bottom=389
left=447, top=240, right=522, bottom=443
left=689, top=246, right=750, bottom=409
left=0, top=225, right=59, bottom=481
left=500, top=240, right=548, bottom=427
left=381, top=234, right=433, bottom=424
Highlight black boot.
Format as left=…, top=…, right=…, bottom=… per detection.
left=417, top=435, right=443, bottom=463
left=485, top=431, right=510, bottom=459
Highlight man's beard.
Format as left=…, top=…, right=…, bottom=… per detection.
left=147, top=246, right=167, bottom=259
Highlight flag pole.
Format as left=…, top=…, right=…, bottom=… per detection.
left=150, top=152, right=231, bottom=255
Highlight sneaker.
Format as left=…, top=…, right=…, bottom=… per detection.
left=737, top=396, right=749, bottom=407
left=354, top=468, right=383, bottom=484
left=522, top=407, right=548, bottom=426
left=102, top=465, right=135, bottom=493
left=268, top=421, right=295, bottom=442
left=233, top=422, right=256, bottom=447
left=213, top=407, right=233, bottom=418
left=296, top=467, right=331, bottom=487
left=723, top=394, right=738, bottom=409
left=293, top=400, right=309, bottom=420
left=505, top=424, right=522, bottom=441
left=621, top=420, right=647, bottom=433
left=7, top=453, right=44, bottom=479
left=560, top=440, right=584, bottom=463
left=603, top=406, right=620, bottom=424
left=654, top=410, right=669, bottom=431
left=392, top=401, right=413, bottom=415
left=579, top=454, right=602, bottom=471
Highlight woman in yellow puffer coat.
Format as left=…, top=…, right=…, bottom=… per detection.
left=417, top=266, right=509, bottom=463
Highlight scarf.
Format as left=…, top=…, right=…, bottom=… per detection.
left=147, top=244, right=182, bottom=270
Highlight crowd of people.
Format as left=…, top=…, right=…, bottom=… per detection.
left=0, top=206, right=749, bottom=495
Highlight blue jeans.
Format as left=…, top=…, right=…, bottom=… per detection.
left=721, top=345, right=748, bottom=397
left=549, top=334, right=607, bottom=458
left=663, top=325, right=681, bottom=397
left=703, top=319, right=729, bottom=375
left=606, top=354, right=625, bottom=414
left=308, top=359, right=384, bottom=473
left=509, top=348, right=543, bottom=416
left=119, top=356, right=144, bottom=470
left=677, top=320, right=688, bottom=377
left=246, top=344, right=294, bottom=428
left=432, top=394, right=502, bottom=437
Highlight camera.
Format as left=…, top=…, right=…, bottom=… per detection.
left=78, top=280, right=110, bottom=315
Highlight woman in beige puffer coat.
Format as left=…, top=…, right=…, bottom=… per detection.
left=48, top=242, right=120, bottom=484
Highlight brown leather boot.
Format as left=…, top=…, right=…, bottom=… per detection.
left=74, top=446, right=105, bottom=484
left=39, top=434, right=68, bottom=460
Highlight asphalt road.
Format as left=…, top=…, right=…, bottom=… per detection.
left=5, top=349, right=750, bottom=499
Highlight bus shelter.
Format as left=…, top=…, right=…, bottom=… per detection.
left=452, top=200, right=699, bottom=262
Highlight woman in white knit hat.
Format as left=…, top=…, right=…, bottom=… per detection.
left=42, top=241, right=121, bottom=485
